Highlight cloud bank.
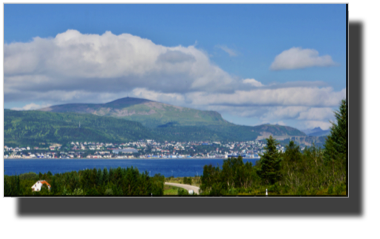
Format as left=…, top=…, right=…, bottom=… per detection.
left=270, top=47, right=337, bottom=70
left=5, top=29, right=236, bottom=96
left=5, top=30, right=345, bottom=130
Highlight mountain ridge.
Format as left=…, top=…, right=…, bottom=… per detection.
left=24, top=96, right=307, bottom=142
left=5, top=109, right=306, bottom=147
left=302, top=127, right=331, bottom=137
left=39, top=96, right=230, bottom=128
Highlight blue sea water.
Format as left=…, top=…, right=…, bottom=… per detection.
left=4, top=158, right=259, bottom=177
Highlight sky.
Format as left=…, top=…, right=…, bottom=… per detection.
left=4, top=4, right=347, bottom=130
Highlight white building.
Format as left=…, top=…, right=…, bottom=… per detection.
left=31, top=180, right=51, bottom=192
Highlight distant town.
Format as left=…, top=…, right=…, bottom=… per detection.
left=4, top=139, right=303, bottom=159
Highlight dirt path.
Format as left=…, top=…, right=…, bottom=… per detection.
left=164, top=182, right=200, bottom=194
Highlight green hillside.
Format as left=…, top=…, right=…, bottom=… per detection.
left=4, top=109, right=156, bottom=147
left=155, top=124, right=305, bottom=143
left=39, top=97, right=230, bottom=128
left=3, top=110, right=258, bottom=145
left=154, top=125, right=260, bottom=142
left=4, top=110, right=306, bottom=147
left=251, top=124, right=306, bottom=137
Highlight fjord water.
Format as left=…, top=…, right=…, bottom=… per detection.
left=4, top=158, right=259, bottom=177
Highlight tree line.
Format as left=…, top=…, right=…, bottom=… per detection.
left=4, top=167, right=164, bottom=196
left=200, top=99, right=347, bottom=196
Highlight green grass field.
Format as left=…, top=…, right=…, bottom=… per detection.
left=165, top=176, right=201, bottom=187
left=163, top=185, right=186, bottom=195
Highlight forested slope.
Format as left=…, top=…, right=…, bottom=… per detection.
left=4, top=109, right=156, bottom=146
left=5, top=109, right=306, bottom=146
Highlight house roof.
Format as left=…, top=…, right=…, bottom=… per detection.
left=37, top=180, right=51, bottom=187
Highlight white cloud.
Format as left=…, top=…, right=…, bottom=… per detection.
left=4, top=29, right=236, bottom=99
left=216, top=45, right=238, bottom=57
left=270, top=47, right=337, bottom=70
left=275, top=121, right=286, bottom=126
left=11, top=103, right=51, bottom=111
left=258, top=106, right=308, bottom=121
left=4, top=30, right=346, bottom=129
left=300, top=121, right=333, bottom=131
left=124, top=80, right=346, bottom=125
left=187, top=87, right=346, bottom=107
left=131, top=88, right=185, bottom=104
left=298, top=107, right=335, bottom=121
left=242, top=78, right=263, bottom=87
left=198, top=104, right=335, bottom=130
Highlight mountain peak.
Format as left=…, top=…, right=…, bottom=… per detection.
left=37, top=96, right=230, bottom=128
left=106, top=96, right=153, bottom=106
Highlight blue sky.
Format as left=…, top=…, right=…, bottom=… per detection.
left=4, top=4, right=347, bottom=130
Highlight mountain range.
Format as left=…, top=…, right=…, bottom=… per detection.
left=39, top=97, right=229, bottom=128
left=302, top=127, right=331, bottom=137
left=38, top=96, right=307, bottom=138
left=5, top=96, right=309, bottom=146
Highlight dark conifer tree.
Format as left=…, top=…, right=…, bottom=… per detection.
left=284, top=141, right=302, bottom=162
left=97, top=168, right=103, bottom=186
left=103, top=167, right=109, bottom=184
left=324, top=99, right=347, bottom=172
left=4, top=177, right=11, bottom=196
left=51, top=176, right=57, bottom=194
left=257, top=136, right=282, bottom=185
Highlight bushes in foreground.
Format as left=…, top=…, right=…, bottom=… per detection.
left=199, top=100, right=347, bottom=196
left=4, top=167, right=164, bottom=196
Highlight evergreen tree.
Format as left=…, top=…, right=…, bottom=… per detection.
left=257, top=136, right=282, bottom=185
left=97, top=168, right=103, bottom=186
left=15, top=175, right=21, bottom=195
left=103, top=167, right=109, bottom=184
left=324, top=99, right=347, bottom=172
left=4, top=177, right=12, bottom=196
left=51, top=176, right=57, bottom=194
left=284, top=141, right=302, bottom=162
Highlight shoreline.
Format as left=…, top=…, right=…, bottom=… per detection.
left=4, top=157, right=260, bottom=160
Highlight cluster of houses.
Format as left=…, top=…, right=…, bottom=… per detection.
left=5, top=139, right=293, bottom=159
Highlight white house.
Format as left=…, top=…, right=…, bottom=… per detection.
left=31, top=180, right=51, bottom=192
